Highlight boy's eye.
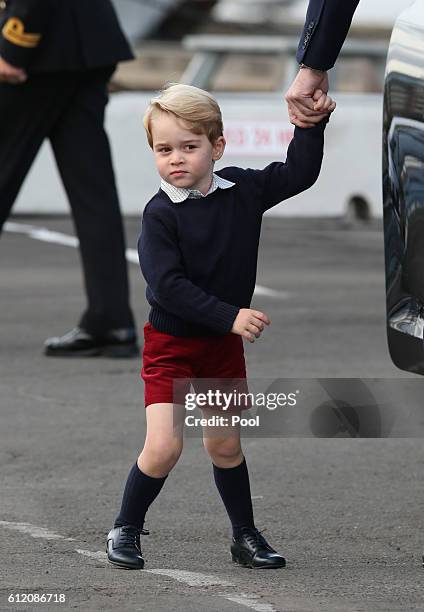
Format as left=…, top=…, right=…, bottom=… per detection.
left=156, top=144, right=196, bottom=152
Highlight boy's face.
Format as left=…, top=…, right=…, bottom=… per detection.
left=151, top=111, right=225, bottom=195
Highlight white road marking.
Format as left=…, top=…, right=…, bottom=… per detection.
left=4, top=222, right=289, bottom=300
left=4, top=222, right=79, bottom=248
left=0, top=521, right=278, bottom=612
left=222, top=593, right=277, bottom=612
left=145, top=568, right=235, bottom=587
left=0, top=520, right=75, bottom=541
left=125, top=249, right=140, bottom=264
left=254, top=285, right=290, bottom=299
left=77, top=549, right=277, bottom=611
left=76, top=549, right=108, bottom=561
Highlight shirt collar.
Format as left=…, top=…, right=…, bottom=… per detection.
left=160, top=173, right=235, bottom=203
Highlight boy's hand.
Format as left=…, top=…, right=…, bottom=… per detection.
left=312, top=89, right=336, bottom=114
left=231, top=309, right=270, bottom=343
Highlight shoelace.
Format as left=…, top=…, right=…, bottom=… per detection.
left=242, top=527, right=272, bottom=550
left=120, top=525, right=150, bottom=547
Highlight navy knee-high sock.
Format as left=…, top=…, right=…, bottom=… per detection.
left=114, top=462, right=168, bottom=530
left=213, top=456, right=256, bottom=538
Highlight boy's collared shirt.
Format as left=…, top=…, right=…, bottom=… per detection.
left=160, top=173, right=235, bottom=203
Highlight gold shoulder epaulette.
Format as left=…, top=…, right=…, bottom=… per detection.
left=2, top=17, right=41, bottom=48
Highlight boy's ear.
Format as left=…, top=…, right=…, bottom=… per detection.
left=212, top=136, right=226, bottom=161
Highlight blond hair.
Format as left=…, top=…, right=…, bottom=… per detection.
left=143, top=82, right=224, bottom=149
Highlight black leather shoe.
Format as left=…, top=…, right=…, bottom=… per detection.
left=106, top=525, right=149, bottom=570
left=231, top=527, right=286, bottom=569
left=44, top=327, right=139, bottom=358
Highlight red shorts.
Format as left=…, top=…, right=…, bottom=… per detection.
left=141, top=322, right=251, bottom=410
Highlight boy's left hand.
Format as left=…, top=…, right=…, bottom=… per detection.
left=312, top=89, right=336, bottom=114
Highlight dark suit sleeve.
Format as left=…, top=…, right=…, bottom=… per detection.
left=0, top=0, right=52, bottom=67
left=296, top=0, right=360, bottom=71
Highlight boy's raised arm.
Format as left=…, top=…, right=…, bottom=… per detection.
left=138, top=212, right=240, bottom=334
left=248, top=116, right=329, bottom=213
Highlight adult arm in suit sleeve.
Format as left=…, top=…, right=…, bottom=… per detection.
left=297, top=0, right=360, bottom=71
left=0, top=0, right=52, bottom=69
left=286, top=0, right=360, bottom=128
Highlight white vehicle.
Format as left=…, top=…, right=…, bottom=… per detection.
left=14, top=35, right=387, bottom=219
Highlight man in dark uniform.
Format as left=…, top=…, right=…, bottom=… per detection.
left=286, top=0, right=360, bottom=127
left=0, top=0, right=139, bottom=357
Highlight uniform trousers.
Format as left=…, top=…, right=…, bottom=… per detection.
left=0, top=66, right=134, bottom=335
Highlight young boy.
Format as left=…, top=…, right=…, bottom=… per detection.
left=106, top=82, right=335, bottom=570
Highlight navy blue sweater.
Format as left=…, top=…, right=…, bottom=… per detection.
left=138, top=119, right=328, bottom=337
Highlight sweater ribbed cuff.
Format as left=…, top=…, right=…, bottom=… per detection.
left=295, top=115, right=329, bottom=137
left=210, top=302, right=240, bottom=334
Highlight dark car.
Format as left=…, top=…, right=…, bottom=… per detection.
left=383, top=1, right=424, bottom=374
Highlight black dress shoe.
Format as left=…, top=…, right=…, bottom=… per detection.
left=106, top=525, right=149, bottom=570
left=44, top=327, right=139, bottom=358
left=231, top=527, right=286, bottom=569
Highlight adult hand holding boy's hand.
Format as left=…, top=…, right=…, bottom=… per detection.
left=231, top=309, right=270, bottom=343
left=285, top=67, right=329, bottom=128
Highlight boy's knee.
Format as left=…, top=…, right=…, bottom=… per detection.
left=140, top=438, right=183, bottom=474
left=203, top=437, right=242, bottom=465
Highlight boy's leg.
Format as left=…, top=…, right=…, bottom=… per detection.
left=201, top=407, right=256, bottom=537
left=107, top=402, right=184, bottom=570
left=114, top=402, right=185, bottom=529
left=202, top=406, right=285, bottom=568
left=194, top=333, right=256, bottom=537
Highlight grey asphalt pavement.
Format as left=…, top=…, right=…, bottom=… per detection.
left=1, top=216, right=424, bottom=612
